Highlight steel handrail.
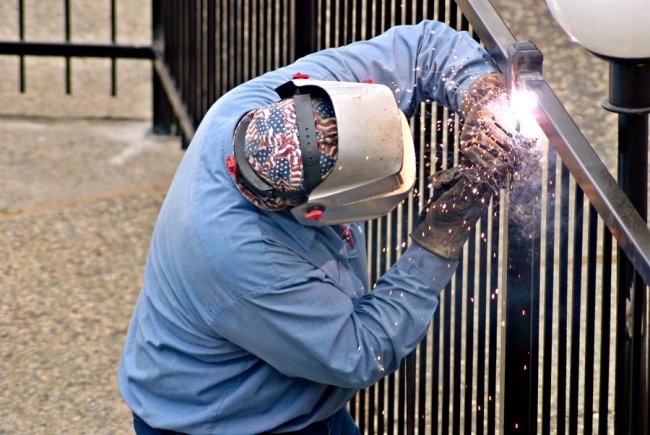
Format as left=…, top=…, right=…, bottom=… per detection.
left=457, top=0, right=650, bottom=286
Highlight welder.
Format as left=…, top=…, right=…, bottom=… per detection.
left=118, top=19, right=535, bottom=435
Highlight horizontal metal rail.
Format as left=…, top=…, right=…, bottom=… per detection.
left=0, top=40, right=194, bottom=143
left=457, top=0, right=650, bottom=287
left=0, top=41, right=154, bottom=59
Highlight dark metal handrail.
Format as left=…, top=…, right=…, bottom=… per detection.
left=457, top=0, right=650, bottom=286
left=0, top=41, right=154, bottom=59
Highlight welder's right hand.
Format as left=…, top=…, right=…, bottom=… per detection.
left=459, top=72, right=538, bottom=188
left=410, top=165, right=492, bottom=260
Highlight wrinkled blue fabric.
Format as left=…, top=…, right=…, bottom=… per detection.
left=119, top=20, right=497, bottom=434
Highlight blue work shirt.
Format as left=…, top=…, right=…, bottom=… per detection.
left=119, top=20, right=497, bottom=434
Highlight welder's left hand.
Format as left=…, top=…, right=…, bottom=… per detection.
left=410, top=164, right=492, bottom=260
left=459, top=72, right=537, bottom=187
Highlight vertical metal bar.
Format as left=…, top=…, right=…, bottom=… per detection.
left=615, top=243, right=628, bottom=435
left=280, top=0, right=284, bottom=65
left=178, top=0, right=185, bottom=100
left=215, top=0, right=223, bottom=100
left=442, top=281, right=452, bottom=435
left=181, top=0, right=190, bottom=147
left=557, top=163, right=571, bottom=434
left=207, top=0, right=216, bottom=106
left=329, top=0, right=337, bottom=47
left=406, top=350, right=416, bottom=435
left=172, top=0, right=181, bottom=136
left=270, top=0, right=277, bottom=70
left=453, top=250, right=464, bottom=434
left=487, top=203, right=500, bottom=435
left=377, top=374, right=385, bottom=435
left=227, top=0, right=234, bottom=90
left=501, top=181, right=542, bottom=433
left=541, top=146, right=558, bottom=435
left=476, top=214, right=489, bottom=435
left=388, top=367, right=395, bottom=435
left=569, top=187, right=584, bottom=435
left=610, top=61, right=650, bottom=433
left=64, top=0, right=72, bottom=94
left=110, top=0, right=117, bottom=96
left=629, top=263, right=648, bottom=431
left=430, top=310, right=440, bottom=435
left=249, top=0, right=255, bottom=79
left=344, top=0, right=353, bottom=45
left=252, top=0, right=259, bottom=78
left=383, top=0, right=391, bottom=31
left=238, top=0, right=243, bottom=79
left=394, top=0, right=402, bottom=25
left=459, top=5, right=470, bottom=32
left=415, top=0, right=423, bottom=22
left=294, top=0, right=317, bottom=58
left=448, top=0, right=458, bottom=30
left=583, top=205, right=598, bottom=434
left=196, top=0, right=204, bottom=120
left=398, top=358, right=406, bottom=435
left=152, top=0, right=173, bottom=135
left=465, top=230, right=477, bottom=434
left=619, top=109, right=648, bottom=435
left=188, top=0, right=197, bottom=125
left=18, top=0, right=26, bottom=92
left=530, top=190, right=542, bottom=435
left=370, top=215, right=385, bottom=435
left=337, top=0, right=345, bottom=47
left=598, top=228, right=613, bottom=435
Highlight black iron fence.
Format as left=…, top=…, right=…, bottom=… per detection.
left=2, top=0, right=649, bottom=433
left=0, top=0, right=153, bottom=95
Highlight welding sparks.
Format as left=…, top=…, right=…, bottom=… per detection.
left=510, top=87, right=543, bottom=141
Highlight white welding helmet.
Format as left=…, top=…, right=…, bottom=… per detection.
left=232, top=78, right=415, bottom=226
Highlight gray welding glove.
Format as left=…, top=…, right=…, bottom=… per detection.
left=410, top=165, right=492, bottom=260
left=460, top=72, right=538, bottom=189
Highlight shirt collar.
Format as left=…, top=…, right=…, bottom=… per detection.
left=266, top=209, right=316, bottom=252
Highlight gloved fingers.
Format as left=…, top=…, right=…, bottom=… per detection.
left=480, top=119, right=515, bottom=153
left=430, top=166, right=491, bottom=205
left=461, top=135, right=510, bottom=171
left=426, top=178, right=492, bottom=233
left=428, top=166, right=463, bottom=187
left=426, top=167, right=464, bottom=204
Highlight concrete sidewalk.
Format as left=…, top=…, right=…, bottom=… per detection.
left=0, top=118, right=182, bottom=434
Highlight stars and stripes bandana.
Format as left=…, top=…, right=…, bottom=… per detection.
left=232, top=97, right=338, bottom=210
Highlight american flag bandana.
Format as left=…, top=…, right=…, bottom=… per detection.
left=232, top=97, right=338, bottom=210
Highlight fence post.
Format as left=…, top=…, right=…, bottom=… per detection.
left=152, top=0, right=173, bottom=135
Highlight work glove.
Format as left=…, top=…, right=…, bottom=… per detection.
left=460, top=72, right=539, bottom=189
left=410, top=164, right=492, bottom=260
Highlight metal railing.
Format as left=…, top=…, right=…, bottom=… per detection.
left=0, top=0, right=154, bottom=95
left=2, top=0, right=648, bottom=433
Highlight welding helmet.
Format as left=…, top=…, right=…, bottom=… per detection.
left=230, top=78, right=415, bottom=226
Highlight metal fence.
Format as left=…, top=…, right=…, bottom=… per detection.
left=2, top=0, right=649, bottom=433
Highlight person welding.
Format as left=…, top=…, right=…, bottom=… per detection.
left=118, top=19, right=537, bottom=435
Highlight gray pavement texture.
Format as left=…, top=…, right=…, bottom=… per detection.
left=0, top=0, right=633, bottom=434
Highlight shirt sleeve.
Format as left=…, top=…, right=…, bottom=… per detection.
left=211, top=244, right=458, bottom=389
left=213, top=19, right=497, bottom=120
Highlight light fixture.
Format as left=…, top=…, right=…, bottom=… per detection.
left=545, top=1, right=649, bottom=433
left=545, top=0, right=650, bottom=59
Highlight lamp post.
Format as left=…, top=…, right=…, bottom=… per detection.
left=545, top=1, right=650, bottom=433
